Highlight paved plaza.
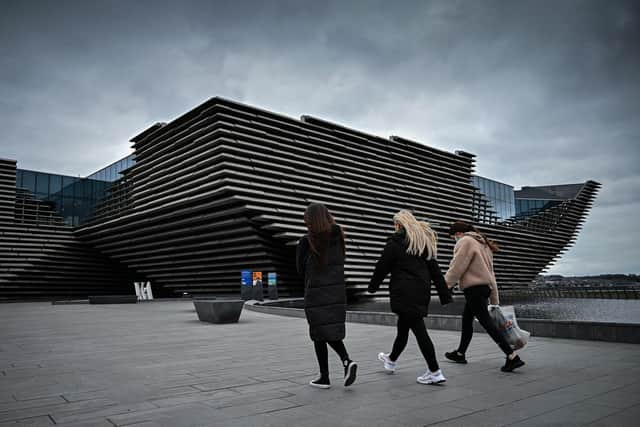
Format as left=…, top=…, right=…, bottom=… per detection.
left=0, top=301, right=639, bottom=426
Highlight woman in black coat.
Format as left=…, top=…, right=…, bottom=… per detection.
left=296, top=203, right=357, bottom=389
left=368, top=210, right=451, bottom=385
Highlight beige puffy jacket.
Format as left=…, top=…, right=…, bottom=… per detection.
left=444, top=232, right=500, bottom=305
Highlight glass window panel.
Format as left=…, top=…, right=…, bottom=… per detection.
left=35, top=173, right=49, bottom=197
left=49, top=175, right=62, bottom=195
left=76, top=180, right=86, bottom=198
left=21, top=171, right=36, bottom=193
left=62, top=176, right=76, bottom=198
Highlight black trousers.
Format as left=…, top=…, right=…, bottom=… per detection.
left=458, top=285, right=513, bottom=356
left=389, top=315, right=439, bottom=372
left=314, top=340, right=349, bottom=377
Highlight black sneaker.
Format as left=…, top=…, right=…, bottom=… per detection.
left=501, top=355, right=525, bottom=372
left=445, top=350, right=467, bottom=364
left=309, top=375, right=331, bottom=389
left=343, top=360, right=358, bottom=387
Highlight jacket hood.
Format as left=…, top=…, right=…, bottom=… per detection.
left=463, top=231, right=486, bottom=244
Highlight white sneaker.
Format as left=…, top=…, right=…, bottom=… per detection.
left=417, top=369, right=446, bottom=385
left=378, top=352, right=396, bottom=373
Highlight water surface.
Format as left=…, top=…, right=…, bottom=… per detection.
left=345, top=297, right=640, bottom=324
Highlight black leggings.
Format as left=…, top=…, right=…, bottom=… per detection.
left=389, top=315, right=439, bottom=372
left=458, top=285, right=513, bottom=356
left=314, top=340, right=349, bottom=377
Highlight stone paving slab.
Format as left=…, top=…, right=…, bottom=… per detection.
left=0, top=301, right=638, bottom=426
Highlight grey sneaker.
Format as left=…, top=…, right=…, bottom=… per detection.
left=378, top=352, right=396, bottom=373
left=417, top=369, right=446, bottom=385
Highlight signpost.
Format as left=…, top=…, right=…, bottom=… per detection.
left=267, top=272, right=278, bottom=300
left=252, top=271, right=264, bottom=301
left=241, top=270, right=252, bottom=301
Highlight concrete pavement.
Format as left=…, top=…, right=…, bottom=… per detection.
left=0, top=301, right=639, bottom=426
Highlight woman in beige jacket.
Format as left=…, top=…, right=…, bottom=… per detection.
left=444, top=221, right=524, bottom=372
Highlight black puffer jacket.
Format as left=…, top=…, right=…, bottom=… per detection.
left=296, top=225, right=346, bottom=341
left=368, top=231, right=450, bottom=318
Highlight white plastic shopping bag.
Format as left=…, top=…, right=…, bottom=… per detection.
left=488, top=305, right=530, bottom=350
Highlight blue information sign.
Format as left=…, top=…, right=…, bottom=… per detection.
left=241, top=270, right=252, bottom=287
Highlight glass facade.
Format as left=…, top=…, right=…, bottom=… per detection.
left=472, top=175, right=515, bottom=221
left=15, top=154, right=135, bottom=226
left=515, top=199, right=562, bottom=217
left=15, top=170, right=112, bottom=226
left=87, top=154, right=135, bottom=182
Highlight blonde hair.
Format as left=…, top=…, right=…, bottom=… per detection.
left=393, top=210, right=438, bottom=259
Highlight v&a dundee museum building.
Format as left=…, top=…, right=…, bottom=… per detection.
left=0, top=97, right=600, bottom=300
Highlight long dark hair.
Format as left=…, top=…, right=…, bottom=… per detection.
left=448, top=220, right=500, bottom=253
left=303, top=203, right=345, bottom=265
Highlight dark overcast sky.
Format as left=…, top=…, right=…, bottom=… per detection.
left=1, top=0, right=638, bottom=275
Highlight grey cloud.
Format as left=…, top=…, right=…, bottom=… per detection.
left=1, top=0, right=638, bottom=273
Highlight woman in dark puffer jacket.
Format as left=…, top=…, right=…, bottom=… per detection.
left=296, top=203, right=357, bottom=389
left=368, top=210, right=451, bottom=385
